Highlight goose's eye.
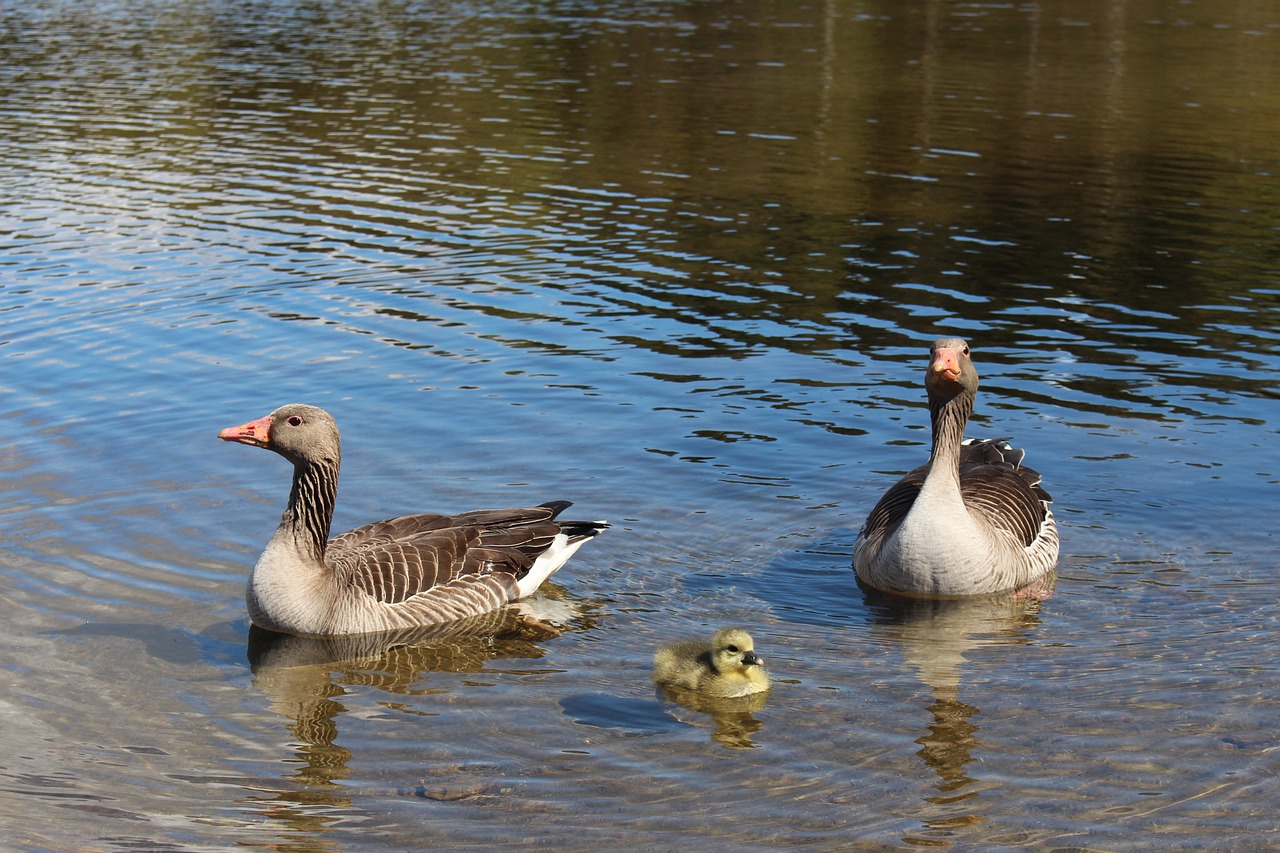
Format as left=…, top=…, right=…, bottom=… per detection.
left=962, top=345, right=970, bottom=356
left=726, top=645, right=739, bottom=653
left=287, top=416, right=303, bottom=426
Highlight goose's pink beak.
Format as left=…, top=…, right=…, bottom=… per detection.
left=930, top=348, right=963, bottom=382
left=218, top=414, right=273, bottom=447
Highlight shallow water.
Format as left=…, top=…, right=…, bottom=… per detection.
left=1, top=0, right=1278, bottom=849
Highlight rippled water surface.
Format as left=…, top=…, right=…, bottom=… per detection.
left=2, top=0, right=1278, bottom=849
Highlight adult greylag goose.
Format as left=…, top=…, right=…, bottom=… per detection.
left=218, top=403, right=607, bottom=636
left=652, top=628, right=770, bottom=698
left=853, top=338, right=1059, bottom=596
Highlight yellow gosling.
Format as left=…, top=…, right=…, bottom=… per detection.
left=652, top=627, right=770, bottom=698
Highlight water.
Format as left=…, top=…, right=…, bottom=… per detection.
left=2, top=0, right=1278, bottom=848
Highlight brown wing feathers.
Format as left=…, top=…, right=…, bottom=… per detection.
left=958, top=439, right=1052, bottom=549
left=861, top=440, right=1052, bottom=554
left=330, top=503, right=574, bottom=606
left=960, top=466, right=1049, bottom=548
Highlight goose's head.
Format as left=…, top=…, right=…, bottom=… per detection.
left=925, top=337, right=979, bottom=402
left=711, top=628, right=764, bottom=674
left=218, top=403, right=341, bottom=467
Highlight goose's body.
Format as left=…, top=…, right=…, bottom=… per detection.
left=219, top=404, right=606, bottom=636
left=853, top=338, right=1058, bottom=597
left=653, top=628, right=770, bottom=698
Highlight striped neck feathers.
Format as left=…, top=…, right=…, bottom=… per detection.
left=281, top=455, right=339, bottom=563
left=927, top=385, right=975, bottom=474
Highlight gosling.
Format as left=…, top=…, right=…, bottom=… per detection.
left=652, top=628, right=770, bottom=698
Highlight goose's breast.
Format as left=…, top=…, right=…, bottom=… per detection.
left=876, top=505, right=1001, bottom=594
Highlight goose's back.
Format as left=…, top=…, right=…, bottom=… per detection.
left=321, top=503, right=580, bottom=632
left=652, top=639, right=714, bottom=691
left=956, top=438, right=1054, bottom=549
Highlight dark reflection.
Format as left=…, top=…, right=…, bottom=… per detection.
left=862, top=586, right=1050, bottom=843
left=654, top=684, right=770, bottom=750
left=58, top=622, right=207, bottom=666
left=559, top=692, right=685, bottom=737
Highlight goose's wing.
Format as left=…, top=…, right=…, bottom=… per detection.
left=958, top=439, right=1054, bottom=549
left=327, top=502, right=573, bottom=605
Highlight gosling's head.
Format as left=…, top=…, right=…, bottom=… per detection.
left=710, top=628, right=763, bottom=674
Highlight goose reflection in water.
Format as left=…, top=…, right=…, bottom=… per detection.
left=246, top=592, right=586, bottom=794
left=862, top=586, right=1050, bottom=844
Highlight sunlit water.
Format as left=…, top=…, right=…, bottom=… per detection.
left=2, top=0, right=1278, bottom=849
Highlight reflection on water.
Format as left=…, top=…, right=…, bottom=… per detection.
left=248, top=595, right=584, bottom=755
left=244, top=602, right=578, bottom=839
left=863, top=590, right=1049, bottom=846
left=1, top=0, right=1278, bottom=848
left=655, top=685, right=770, bottom=751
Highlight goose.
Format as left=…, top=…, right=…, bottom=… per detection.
left=652, top=628, right=770, bottom=698
left=218, top=403, right=606, bottom=636
left=853, top=337, right=1059, bottom=597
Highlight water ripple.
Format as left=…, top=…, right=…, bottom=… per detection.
left=2, top=1, right=1279, bottom=849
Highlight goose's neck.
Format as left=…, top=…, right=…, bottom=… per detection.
left=278, top=456, right=338, bottom=564
left=926, top=389, right=974, bottom=482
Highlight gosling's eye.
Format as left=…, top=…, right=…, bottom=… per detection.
left=962, top=345, right=970, bottom=356
left=726, top=645, right=739, bottom=653
left=287, top=416, right=303, bottom=426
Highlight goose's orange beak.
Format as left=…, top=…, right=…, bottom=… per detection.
left=930, top=347, right=962, bottom=382
left=218, top=414, right=273, bottom=447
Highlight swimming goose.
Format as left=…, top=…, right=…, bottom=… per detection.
left=652, top=628, right=770, bottom=698
left=218, top=403, right=606, bottom=636
left=853, top=337, right=1059, bottom=596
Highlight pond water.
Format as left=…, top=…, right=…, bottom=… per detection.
left=2, top=0, right=1278, bottom=849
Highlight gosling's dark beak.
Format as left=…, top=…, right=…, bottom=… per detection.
left=742, top=651, right=762, bottom=666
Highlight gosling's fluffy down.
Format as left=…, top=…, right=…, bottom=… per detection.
left=652, top=628, right=770, bottom=698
